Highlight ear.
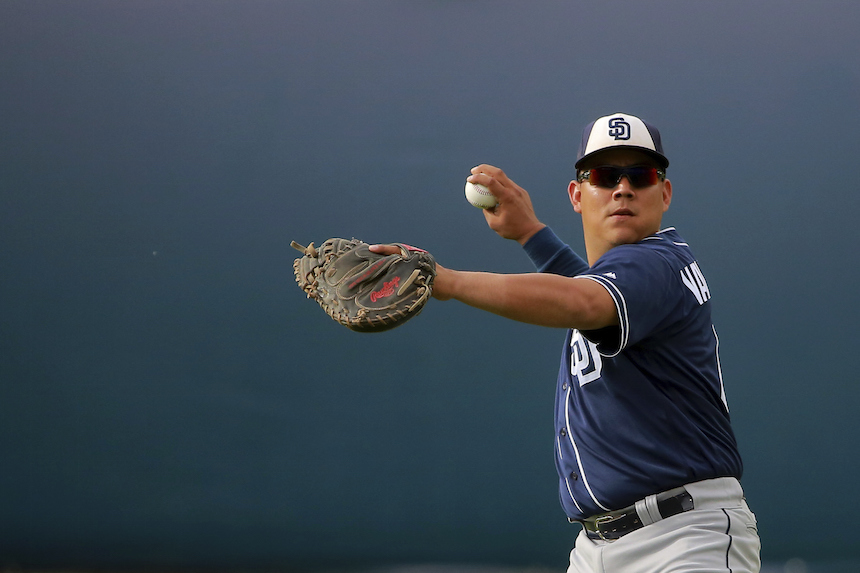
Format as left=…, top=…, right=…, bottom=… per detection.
left=569, top=180, right=583, bottom=213
left=662, top=178, right=673, bottom=213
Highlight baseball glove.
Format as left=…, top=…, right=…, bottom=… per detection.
left=290, top=238, right=436, bottom=333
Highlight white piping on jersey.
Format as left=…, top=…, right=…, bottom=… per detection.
left=577, top=275, right=629, bottom=356
left=564, top=385, right=611, bottom=512
left=713, top=325, right=729, bottom=412
left=564, top=476, right=583, bottom=514
left=557, top=434, right=584, bottom=514
left=643, top=228, right=687, bottom=246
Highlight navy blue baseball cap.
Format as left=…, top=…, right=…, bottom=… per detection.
left=575, top=112, right=669, bottom=169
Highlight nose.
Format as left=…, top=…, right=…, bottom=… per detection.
left=612, top=176, right=634, bottom=199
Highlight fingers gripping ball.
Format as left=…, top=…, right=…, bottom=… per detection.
left=465, top=181, right=498, bottom=209
left=290, top=238, right=436, bottom=333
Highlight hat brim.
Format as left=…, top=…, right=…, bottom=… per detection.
left=575, top=146, right=669, bottom=170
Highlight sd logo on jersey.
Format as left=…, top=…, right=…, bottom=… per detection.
left=570, top=330, right=603, bottom=386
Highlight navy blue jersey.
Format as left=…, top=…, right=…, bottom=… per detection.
left=524, top=227, right=742, bottom=520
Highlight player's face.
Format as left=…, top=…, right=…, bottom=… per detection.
left=569, top=149, right=672, bottom=257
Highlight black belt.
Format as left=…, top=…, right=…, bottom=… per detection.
left=577, top=490, right=694, bottom=541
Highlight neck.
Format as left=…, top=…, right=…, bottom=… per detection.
left=584, top=227, right=664, bottom=266
left=584, top=236, right=612, bottom=266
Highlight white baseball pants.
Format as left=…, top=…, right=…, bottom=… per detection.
left=567, top=477, right=761, bottom=573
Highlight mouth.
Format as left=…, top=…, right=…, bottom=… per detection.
left=610, top=208, right=635, bottom=218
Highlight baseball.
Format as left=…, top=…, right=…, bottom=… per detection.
left=464, top=181, right=498, bottom=209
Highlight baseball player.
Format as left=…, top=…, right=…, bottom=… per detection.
left=371, top=112, right=761, bottom=572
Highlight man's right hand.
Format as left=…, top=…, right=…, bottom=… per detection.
left=467, top=164, right=546, bottom=245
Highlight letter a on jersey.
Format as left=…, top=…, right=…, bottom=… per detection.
left=680, top=262, right=711, bottom=305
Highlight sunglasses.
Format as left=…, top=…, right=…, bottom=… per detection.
left=577, top=165, right=666, bottom=188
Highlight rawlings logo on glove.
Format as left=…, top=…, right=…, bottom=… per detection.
left=370, top=277, right=400, bottom=302
left=290, top=238, right=436, bottom=333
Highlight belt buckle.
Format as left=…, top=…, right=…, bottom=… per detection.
left=592, top=514, right=616, bottom=541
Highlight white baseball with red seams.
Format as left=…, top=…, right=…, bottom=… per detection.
left=464, top=181, right=498, bottom=209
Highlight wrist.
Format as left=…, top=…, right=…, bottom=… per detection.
left=516, top=223, right=547, bottom=246
left=431, top=266, right=456, bottom=301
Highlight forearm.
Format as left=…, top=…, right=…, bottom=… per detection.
left=434, top=268, right=616, bottom=330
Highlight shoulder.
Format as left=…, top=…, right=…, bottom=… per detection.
left=589, top=228, right=688, bottom=272
left=597, top=227, right=695, bottom=271
left=582, top=228, right=703, bottom=320
left=579, top=228, right=710, bottom=353
left=602, top=227, right=714, bottom=311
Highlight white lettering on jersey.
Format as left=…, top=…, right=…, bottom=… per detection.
left=570, top=330, right=603, bottom=386
left=680, top=261, right=711, bottom=305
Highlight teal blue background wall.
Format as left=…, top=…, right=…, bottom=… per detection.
left=2, top=1, right=859, bottom=570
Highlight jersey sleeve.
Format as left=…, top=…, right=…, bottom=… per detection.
left=522, top=226, right=589, bottom=277
left=578, top=244, right=681, bottom=356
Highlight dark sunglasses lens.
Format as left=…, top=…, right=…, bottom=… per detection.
left=589, top=167, right=622, bottom=187
left=589, top=166, right=659, bottom=188
left=627, top=167, right=659, bottom=187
